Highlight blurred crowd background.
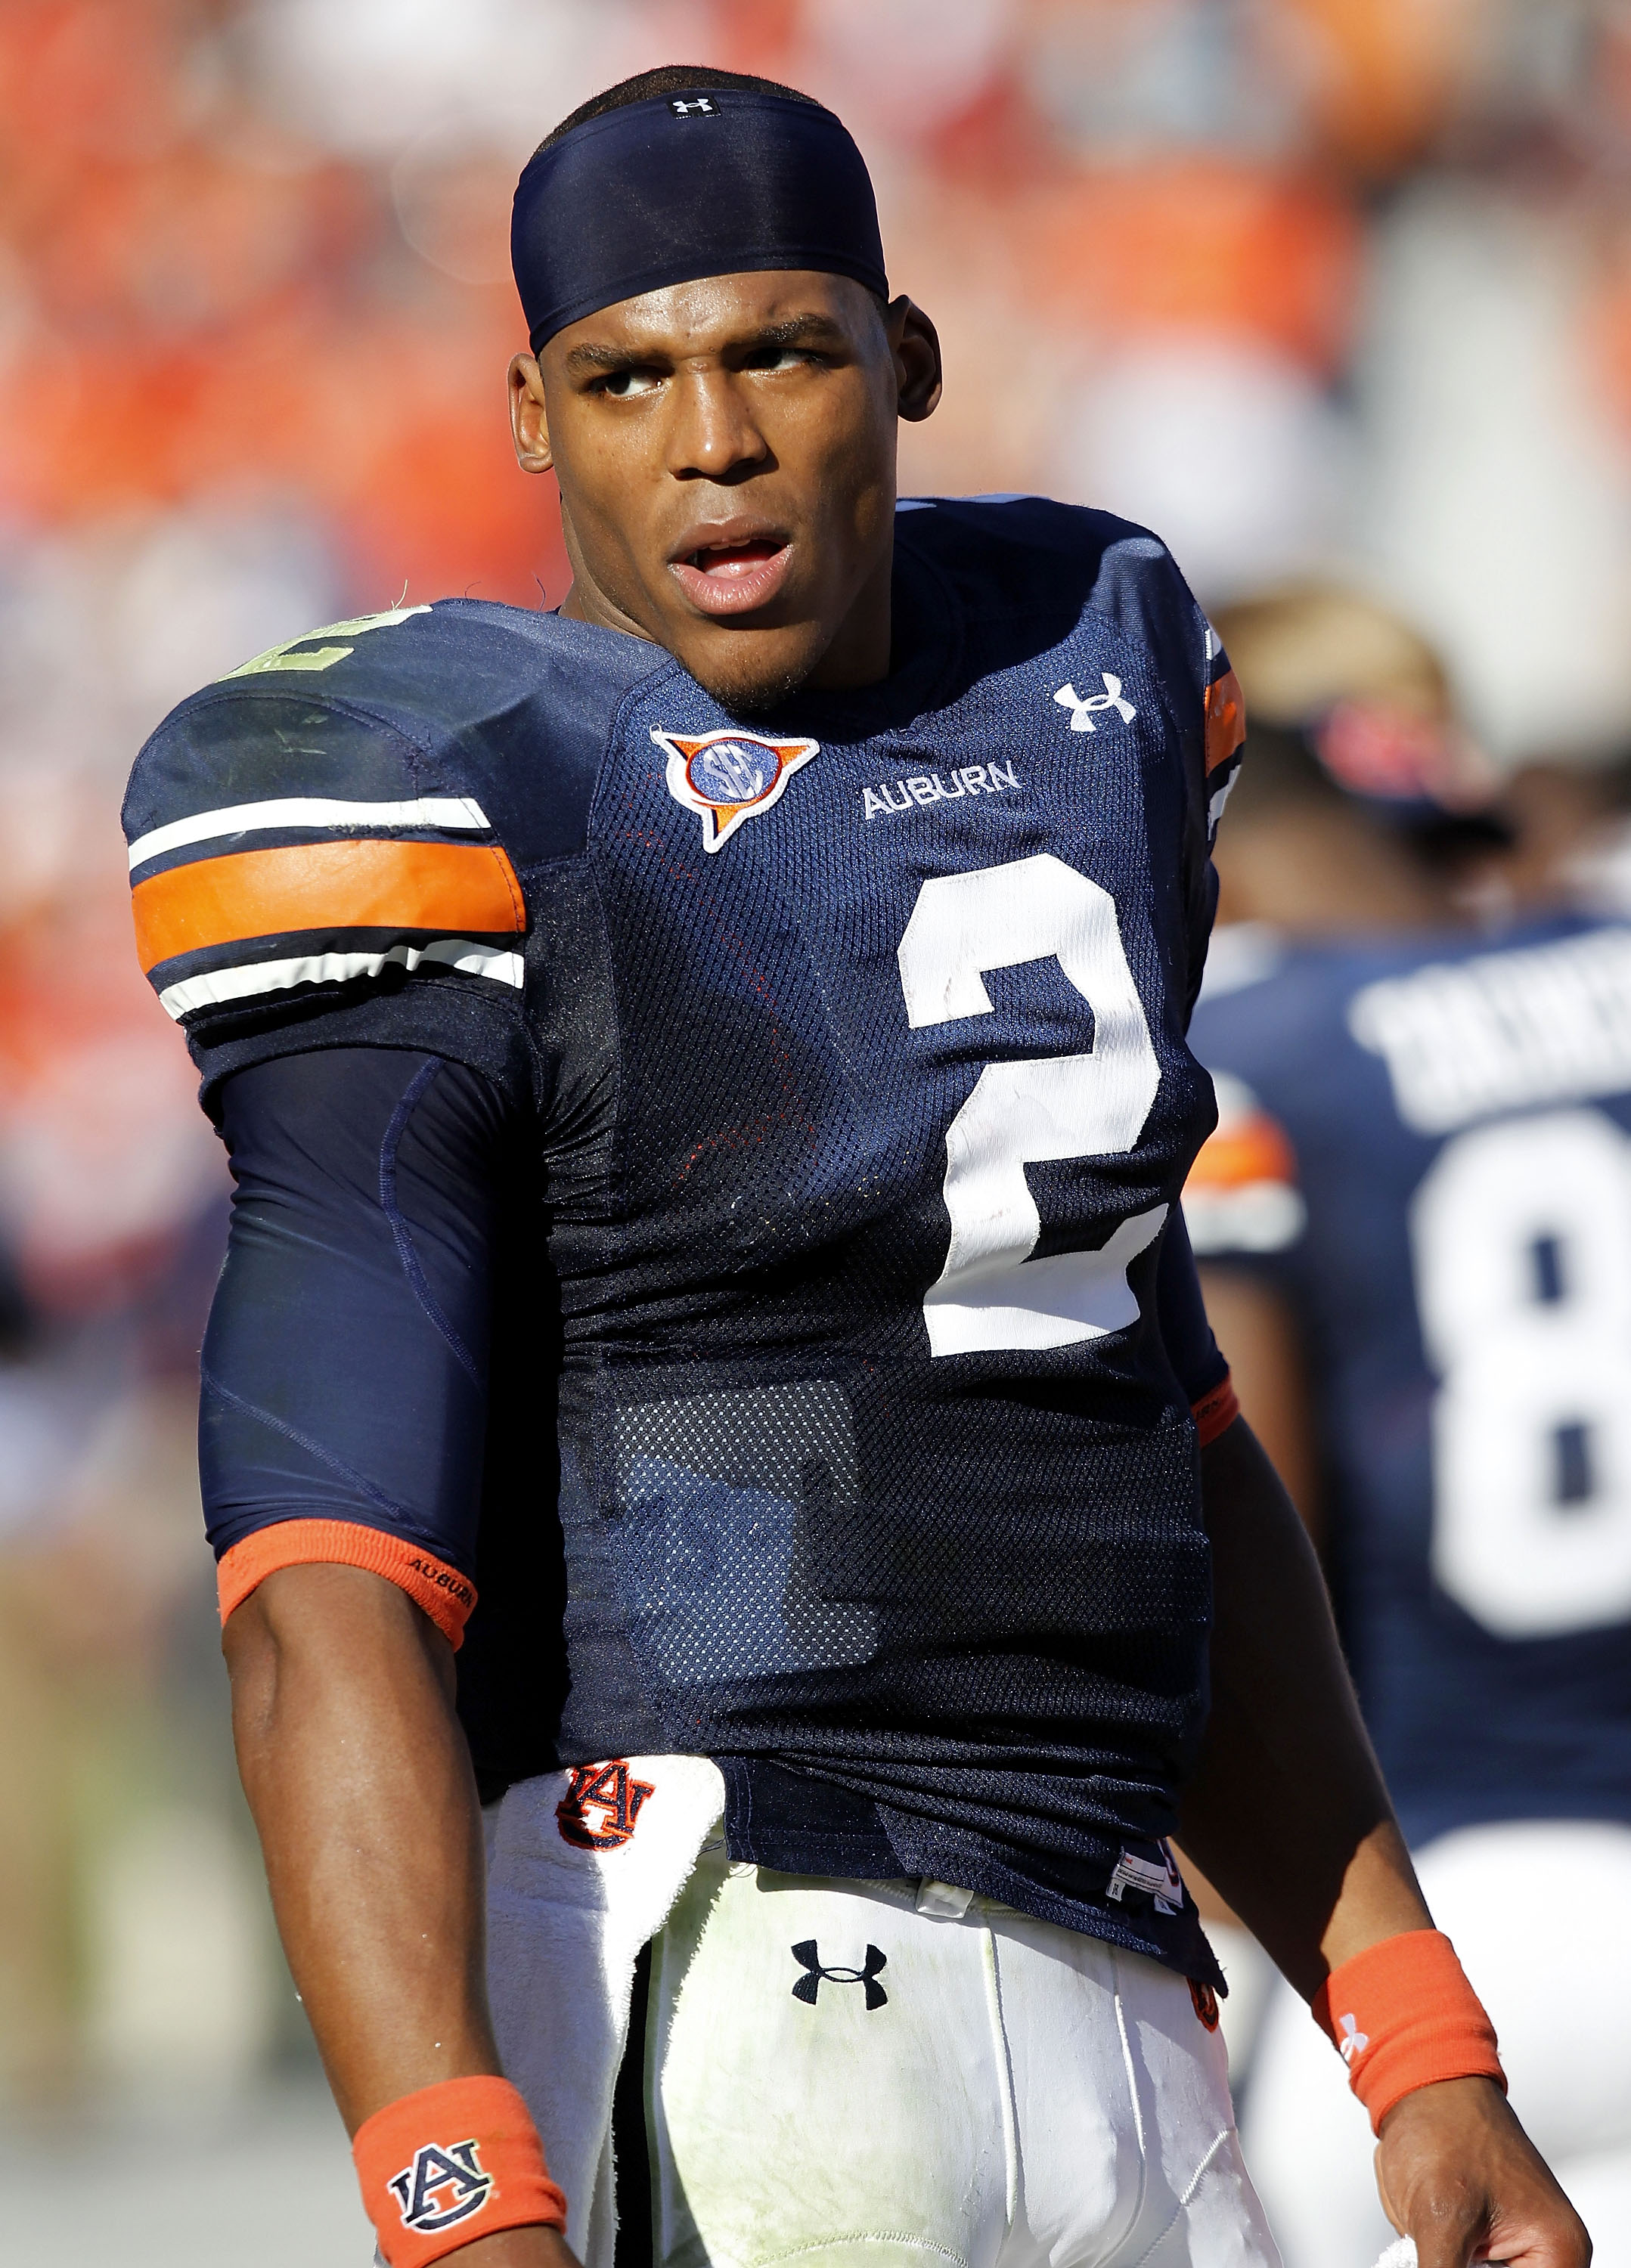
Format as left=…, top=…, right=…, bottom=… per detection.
left=4, top=0, right=1631, bottom=2256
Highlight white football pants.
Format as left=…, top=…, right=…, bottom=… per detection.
left=479, top=1761, right=1280, bottom=2268
left=1240, top=1818, right=1631, bottom=2268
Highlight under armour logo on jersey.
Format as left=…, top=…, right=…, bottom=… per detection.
left=654, top=727, right=819, bottom=851
left=388, top=2139, right=493, bottom=2235
left=1336, top=2012, right=1370, bottom=2065
left=556, top=1759, right=655, bottom=1851
left=670, top=96, right=717, bottom=116
left=1053, top=676, right=1137, bottom=733
left=790, top=1939, right=888, bottom=2009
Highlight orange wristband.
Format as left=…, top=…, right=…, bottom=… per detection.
left=1313, top=1929, right=1505, bottom=2133
left=352, top=2076, right=566, bottom=2267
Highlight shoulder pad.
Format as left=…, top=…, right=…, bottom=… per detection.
left=895, top=496, right=1234, bottom=739
left=121, top=599, right=656, bottom=1033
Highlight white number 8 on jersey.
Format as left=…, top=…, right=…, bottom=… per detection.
left=1412, top=1107, right=1631, bottom=1637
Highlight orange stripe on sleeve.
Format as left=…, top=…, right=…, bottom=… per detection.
left=216, top=1519, right=477, bottom=1648
left=1192, top=1374, right=1241, bottom=1448
left=1205, top=668, right=1246, bottom=774
left=132, top=838, right=523, bottom=973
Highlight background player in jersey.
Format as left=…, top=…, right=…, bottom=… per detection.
left=1185, top=584, right=1631, bottom=2267
left=123, top=67, right=1585, bottom=2268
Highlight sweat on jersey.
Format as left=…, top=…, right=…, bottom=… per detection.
left=124, top=497, right=1246, bottom=1981
left=1187, top=918, right=1631, bottom=1848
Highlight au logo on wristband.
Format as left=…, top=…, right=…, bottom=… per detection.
left=388, top=2138, right=494, bottom=2234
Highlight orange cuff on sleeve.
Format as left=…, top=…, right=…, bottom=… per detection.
left=1192, top=1374, right=1241, bottom=1448
left=216, top=1520, right=477, bottom=1649
left=353, top=2077, right=566, bottom=2268
left=1313, top=1929, right=1505, bottom=2133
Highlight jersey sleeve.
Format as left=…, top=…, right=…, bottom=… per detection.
left=1084, top=531, right=1245, bottom=1019
left=201, top=1046, right=510, bottom=1646
left=1154, top=1208, right=1240, bottom=1446
left=1181, top=1070, right=1307, bottom=1269
left=122, top=664, right=533, bottom=1112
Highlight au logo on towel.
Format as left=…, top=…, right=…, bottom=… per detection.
left=556, top=1759, right=655, bottom=1850
left=654, top=726, right=819, bottom=852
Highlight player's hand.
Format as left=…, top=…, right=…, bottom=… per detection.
left=451, top=2226, right=584, bottom=2266
left=1375, top=2076, right=1590, bottom=2267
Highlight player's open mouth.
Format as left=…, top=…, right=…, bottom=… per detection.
left=668, top=529, right=792, bottom=616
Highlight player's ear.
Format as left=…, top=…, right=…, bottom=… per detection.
left=508, top=352, right=554, bottom=474
left=886, top=296, right=942, bottom=425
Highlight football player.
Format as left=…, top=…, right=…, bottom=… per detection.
left=123, top=70, right=1583, bottom=2268
left=1186, top=585, right=1631, bottom=2266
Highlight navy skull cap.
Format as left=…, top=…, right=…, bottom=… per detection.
left=511, top=87, right=889, bottom=354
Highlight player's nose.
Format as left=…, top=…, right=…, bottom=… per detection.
left=665, top=365, right=772, bottom=482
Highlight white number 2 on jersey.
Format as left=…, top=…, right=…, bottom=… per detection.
left=897, top=854, right=1165, bottom=1357
left=1412, top=1107, right=1631, bottom=1636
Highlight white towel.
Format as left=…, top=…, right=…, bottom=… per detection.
left=484, top=1755, right=727, bottom=2268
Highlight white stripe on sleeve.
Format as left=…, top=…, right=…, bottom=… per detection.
left=128, top=795, right=491, bottom=872
left=156, top=939, right=524, bottom=1021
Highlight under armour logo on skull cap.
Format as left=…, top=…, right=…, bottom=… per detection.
left=789, top=1939, right=888, bottom=2009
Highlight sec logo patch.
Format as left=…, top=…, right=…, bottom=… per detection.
left=653, top=726, right=818, bottom=851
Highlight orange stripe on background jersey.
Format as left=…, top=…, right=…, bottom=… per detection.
left=132, top=838, right=523, bottom=973
left=216, top=1519, right=476, bottom=1648
left=1186, top=1114, right=1297, bottom=1194
left=1205, top=668, right=1246, bottom=773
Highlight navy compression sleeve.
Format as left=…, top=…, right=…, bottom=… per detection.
left=1157, top=1207, right=1239, bottom=1445
left=202, top=1047, right=510, bottom=1644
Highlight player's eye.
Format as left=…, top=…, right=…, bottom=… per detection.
left=594, top=367, right=665, bottom=398
left=743, top=345, right=817, bottom=372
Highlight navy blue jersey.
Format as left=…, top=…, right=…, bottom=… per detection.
left=1187, top=918, right=1631, bottom=1847
left=125, top=497, right=1244, bottom=1977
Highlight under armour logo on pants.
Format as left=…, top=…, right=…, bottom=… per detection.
left=789, top=1939, right=888, bottom=2009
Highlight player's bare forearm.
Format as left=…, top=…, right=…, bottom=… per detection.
left=224, top=1563, right=493, bottom=2124
left=224, top=1563, right=577, bottom=2267
left=1171, top=1275, right=1329, bottom=1929
left=1183, top=1421, right=1589, bottom=2268
left=1179, top=1416, right=1427, bottom=1993
left=1195, top=1264, right=1323, bottom=1543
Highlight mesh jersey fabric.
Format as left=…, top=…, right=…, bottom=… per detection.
left=203, top=1044, right=1229, bottom=1917
left=126, top=496, right=1243, bottom=1979
left=1186, top=915, right=1631, bottom=1846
